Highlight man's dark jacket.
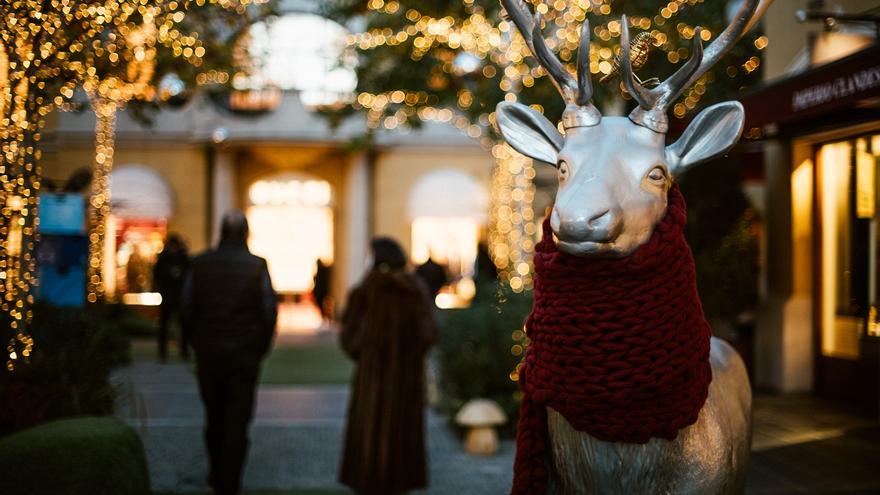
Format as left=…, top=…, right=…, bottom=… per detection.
left=182, top=242, right=277, bottom=357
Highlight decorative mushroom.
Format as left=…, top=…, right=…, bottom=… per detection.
left=455, top=398, right=507, bottom=456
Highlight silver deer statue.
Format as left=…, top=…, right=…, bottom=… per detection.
left=496, top=0, right=772, bottom=493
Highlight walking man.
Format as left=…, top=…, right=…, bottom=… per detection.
left=182, top=211, right=277, bottom=495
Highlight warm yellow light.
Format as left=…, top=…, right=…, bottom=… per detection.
left=856, top=138, right=875, bottom=219
left=249, top=179, right=333, bottom=207
left=411, top=216, right=480, bottom=274
left=791, top=159, right=813, bottom=297
left=818, top=142, right=860, bottom=359
left=121, top=292, right=163, bottom=306
left=247, top=203, right=334, bottom=293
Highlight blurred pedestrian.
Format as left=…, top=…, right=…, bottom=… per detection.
left=153, top=233, right=190, bottom=361
left=415, top=256, right=448, bottom=301
left=182, top=211, right=277, bottom=495
left=339, top=237, right=437, bottom=495
left=313, top=258, right=331, bottom=322
left=472, top=242, right=499, bottom=303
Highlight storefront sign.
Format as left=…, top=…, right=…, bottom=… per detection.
left=739, top=44, right=880, bottom=131
left=792, top=64, right=880, bottom=112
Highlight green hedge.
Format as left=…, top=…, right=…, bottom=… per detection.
left=0, top=416, right=150, bottom=495
left=0, top=303, right=132, bottom=435
left=435, top=281, right=533, bottom=435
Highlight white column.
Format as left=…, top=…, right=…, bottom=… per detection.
left=755, top=139, right=813, bottom=393
left=210, top=149, right=238, bottom=246
left=338, top=151, right=371, bottom=307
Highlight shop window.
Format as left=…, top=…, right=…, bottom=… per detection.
left=867, top=135, right=880, bottom=338
left=411, top=217, right=480, bottom=308
left=818, top=134, right=880, bottom=358
left=408, top=170, right=489, bottom=308
left=107, top=166, right=173, bottom=304
left=246, top=174, right=334, bottom=294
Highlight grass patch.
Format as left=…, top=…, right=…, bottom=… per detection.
left=131, top=338, right=192, bottom=364
left=130, top=337, right=353, bottom=386
left=260, top=343, right=353, bottom=386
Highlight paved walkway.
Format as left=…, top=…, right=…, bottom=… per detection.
left=112, top=362, right=514, bottom=494
left=746, top=395, right=880, bottom=494
left=113, top=360, right=880, bottom=495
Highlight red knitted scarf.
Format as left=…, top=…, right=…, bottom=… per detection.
left=511, top=187, right=712, bottom=495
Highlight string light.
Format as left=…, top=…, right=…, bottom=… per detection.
left=86, top=98, right=118, bottom=303
left=343, top=1, right=764, bottom=296
left=84, top=12, right=158, bottom=303
left=0, top=1, right=123, bottom=371
left=489, top=143, right=536, bottom=292
left=1, top=0, right=265, bottom=371
left=78, top=1, right=263, bottom=305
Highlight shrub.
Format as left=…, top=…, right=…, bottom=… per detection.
left=0, top=416, right=151, bottom=495
left=111, top=303, right=159, bottom=337
left=435, top=281, right=533, bottom=435
left=0, top=303, right=132, bottom=436
left=678, top=158, right=760, bottom=323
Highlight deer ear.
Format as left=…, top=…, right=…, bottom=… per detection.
left=495, top=102, right=563, bottom=166
left=666, top=101, right=745, bottom=177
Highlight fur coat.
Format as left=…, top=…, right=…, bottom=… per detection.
left=339, top=268, right=437, bottom=494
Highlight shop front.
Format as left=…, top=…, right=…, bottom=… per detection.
left=742, top=43, right=880, bottom=411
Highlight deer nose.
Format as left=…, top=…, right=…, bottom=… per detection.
left=552, top=207, right=622, bottom=243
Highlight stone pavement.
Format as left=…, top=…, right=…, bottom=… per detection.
left=113, top=360, right=880, bottom=495
left=112, top=362, right=514, bottom=494
left=745, top=395, right=880, bottom=494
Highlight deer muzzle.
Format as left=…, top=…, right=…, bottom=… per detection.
left=551, top=206, right=623, bottom=254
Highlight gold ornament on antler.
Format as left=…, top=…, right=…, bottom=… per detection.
left=599, top=32, right=658, bottom=87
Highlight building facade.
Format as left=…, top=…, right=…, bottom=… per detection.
left=746, top=1, right=879, bottom=411
left=43, top=92, right=496, bottom=326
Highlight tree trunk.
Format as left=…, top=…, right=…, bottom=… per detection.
left=1, top=81, right=42, bottom=371
left=86, top=96, right=117, bottom=303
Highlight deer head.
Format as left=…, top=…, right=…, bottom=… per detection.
left=496, top=0, right=767, bottom=257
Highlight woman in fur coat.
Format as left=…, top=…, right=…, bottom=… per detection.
left=339, top=237, right=437, bottom=495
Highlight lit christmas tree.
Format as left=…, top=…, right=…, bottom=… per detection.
left=322, top=0, right=767, bottom=290
left=0, top=0, right=272, bottom=371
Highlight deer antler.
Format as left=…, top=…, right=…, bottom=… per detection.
left=621, top=0, right=767, bottom=133
left=501, top=0, right=600, bottom=129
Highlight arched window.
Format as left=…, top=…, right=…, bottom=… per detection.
left=107, top=166, right=174, bottom=303
left=408, top=170, right=489, bottom=308
left=243, top=13, right=357, bottom=107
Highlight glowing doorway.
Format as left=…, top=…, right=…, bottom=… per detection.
left=408, top=170, right=489, bottom=308
left=246, top=174, right=334, bottom=333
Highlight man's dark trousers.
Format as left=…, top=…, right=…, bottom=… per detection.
left=196, top=352, right=261, bottom=495
left=158, top=301, right=190, bottom=360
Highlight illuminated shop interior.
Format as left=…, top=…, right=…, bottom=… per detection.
left=246, top=173, right=334, bottom=333
left=408, top=170, right=489, bottom=308
left=104, top=165, right=172, bottom=306
left=817, top=134, right=880, bottom=360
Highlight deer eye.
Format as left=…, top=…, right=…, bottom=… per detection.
left=558, top=160, right=570, bottom=183
left=647, top=166, right=667, bottom=183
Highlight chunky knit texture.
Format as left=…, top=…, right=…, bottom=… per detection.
left=511, top=187, right=712, bottom=494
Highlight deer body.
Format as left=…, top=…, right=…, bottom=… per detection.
left=547, top=337, right=752, bottom=495
left=496, top=1, right=771, bottom=493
